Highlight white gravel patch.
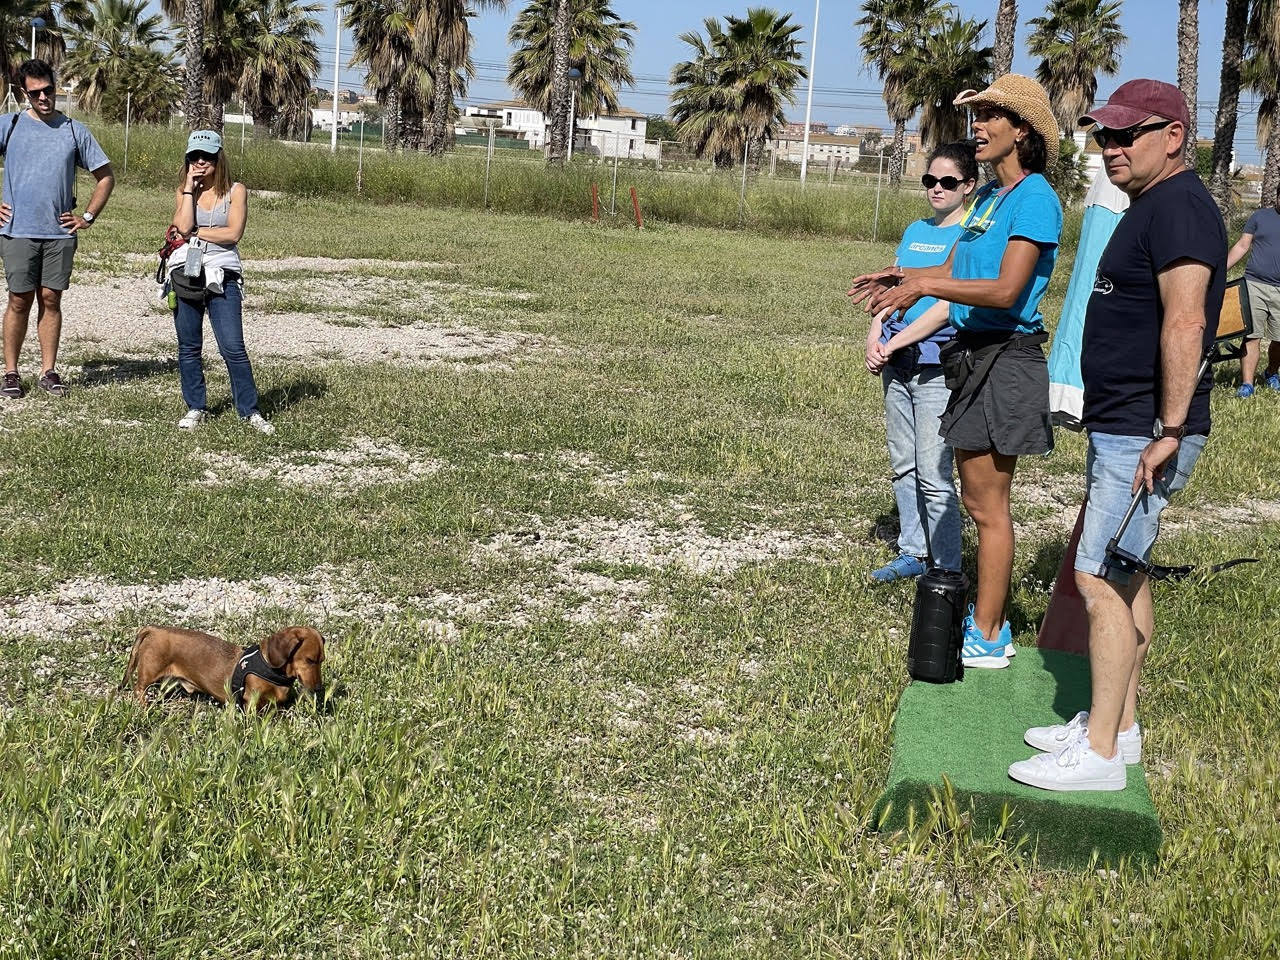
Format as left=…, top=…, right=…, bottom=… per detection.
left=195, top=436, right=443, bottom=494
left=58, top=257, right=545, bottom=367
left=0, top=565, right=461, bottom=642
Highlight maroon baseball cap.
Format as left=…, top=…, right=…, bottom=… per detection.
left=1078, top=79, right=1191, bottom=130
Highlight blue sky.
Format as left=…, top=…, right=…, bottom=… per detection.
left=303, top=1, right=1256, bottom=158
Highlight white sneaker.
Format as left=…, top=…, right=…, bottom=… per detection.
left=1024, top=711, right=1142, bottom=763
left=246, top=412, right=275, bottom=435
left=178, top=409, right=207, bottom=430
left=1008, top=738, right=1127, bottom=792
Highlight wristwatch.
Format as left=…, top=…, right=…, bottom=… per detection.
left=1153, top=418, right=1186, bottom=440
left=81, top=210, right=95, bottom=225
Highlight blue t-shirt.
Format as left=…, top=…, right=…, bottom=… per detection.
left=949, top=173, right=1063, bottom=334
left=1242, top=206, right=1280, bottom=285
left=0, top=111, right=110, bottom=240
left=881, top=218, right=961, bottom=366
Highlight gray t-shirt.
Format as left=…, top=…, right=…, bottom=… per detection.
left=0, top=111, right=110, bottom=240
left=1243, top=207, right=1280, bottom=286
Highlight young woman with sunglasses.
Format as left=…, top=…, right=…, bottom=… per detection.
left=168, top=129, right=273, bottom=434
left=862, top=141, right=978, bottom=584
left=850, top=75, right=1063, bottom=669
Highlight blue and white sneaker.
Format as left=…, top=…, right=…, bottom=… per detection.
left=870, top=554, right=927, bottom=584
left=961, top=607, right=1010, bottom=669
left=1238, top=383, right=1256, bottom=398
left=963, top=606, right=1016, bottom=659
left=1266, top=373, right=1280, bottom=391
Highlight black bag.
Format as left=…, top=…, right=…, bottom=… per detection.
left=938, top=339, right=968, bottom=391
left=168, top=266, right=207, bottom=303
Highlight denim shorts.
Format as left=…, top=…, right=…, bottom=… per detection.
left=1075, top=432, right=1207, bottom=585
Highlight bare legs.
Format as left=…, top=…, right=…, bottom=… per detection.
left=956, top=448, right=1017, bottom=641
left=1240, top=337, right=1280, bottom=387
left=1075, top=570, right=1150, bottom=761
left=4, top=288, right=63, bottom=373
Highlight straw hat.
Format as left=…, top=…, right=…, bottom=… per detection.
left=953, top=74, right=1060, bottom=149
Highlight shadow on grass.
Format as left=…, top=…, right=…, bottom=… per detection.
left=257, top=375, right=327, bottom=417
left=79, top=356, right=178, bottom=386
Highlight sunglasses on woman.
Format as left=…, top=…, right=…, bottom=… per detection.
left=1092, top=120, right=1174, bottom=149
left=921, top=174, right=970, bottom=191
left=186, top=150, right=219, bottom=164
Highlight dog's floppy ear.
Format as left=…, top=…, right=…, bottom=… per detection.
left=262, top=628, right=296, bottom=668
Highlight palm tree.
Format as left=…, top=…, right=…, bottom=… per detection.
left=508, top=0, right=635, bottom=126
left=856, top=0, right=950, bottom=186
left=159, top=0, right=218, bottom=128
left=1, top=0, right=84, bottom=101
left=419, top=1, right=508, bottom=156
left=1178, top=0, right=1198, bottom=168
left=669, top=8, right=805, bottom=170
left=236, top=0, right=322, bottom=139
left=546, top=0, right=572, bottom=163
left=907, top=14, right=992, bottom=151
left=1245, top=0, right=1280, bottom=204
left=342, top=0, right=425, bottom=150
left=1026, top=0, right=1125, bottom=133
left=993, top=0, right=1017, bottom=77
left=62, top=0, right=174, bottom=120
left=1210, top=0, right=1249, bottom=216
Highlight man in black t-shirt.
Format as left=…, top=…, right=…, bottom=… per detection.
left=1010, top=80, right=1225, bottom=793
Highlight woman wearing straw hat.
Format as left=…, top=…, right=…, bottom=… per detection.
left=851, top=74, right=1063, bottom=670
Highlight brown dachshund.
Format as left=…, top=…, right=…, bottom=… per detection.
left=123, top=625, right=325, bottom=710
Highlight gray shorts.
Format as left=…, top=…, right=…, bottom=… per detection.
left=1244, top=277, right=1280, bottom=341
left=938, top=334, right=1053, bottom=456
left=0, top=235, right=78, bottom=293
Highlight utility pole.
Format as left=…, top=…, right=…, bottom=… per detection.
left=330, top=2, right=342, bottom=153
left=799, top=0, right=820, bottom=187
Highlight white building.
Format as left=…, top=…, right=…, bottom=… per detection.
left=464, top=99, right=649, bottom=157
left=769, top=132, right=862, bottom=166
left=310, top=107, right=363, bottom=132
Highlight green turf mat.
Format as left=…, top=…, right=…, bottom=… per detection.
left=872, top=647, right=1161, bottom=867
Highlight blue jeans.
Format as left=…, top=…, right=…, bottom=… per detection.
left=173, top=278, right=261, bottom=418
left=1075, top=431, right=1207, bottom=585
left=882, top=361, right=962, bottom=571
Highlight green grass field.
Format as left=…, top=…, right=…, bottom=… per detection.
left=0, top=186, right=1278, bottom=958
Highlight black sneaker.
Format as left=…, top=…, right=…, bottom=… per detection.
left=38, top=370, right=69, bottom=397
left=0, top=371, right=21, bottom=399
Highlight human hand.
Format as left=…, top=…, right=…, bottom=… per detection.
left=185, top=169, right=203, bottom=193
left=59, top=211, right=89, bottom=234
left=847, top=267, right=903, bottom=308
left=0, top=203, right=10, bottom=227
left=1131, top=438, right=1180, bottom=494
left=865, top=340, right=892, bottom=374
left=867, top=275, right=928, bottom=317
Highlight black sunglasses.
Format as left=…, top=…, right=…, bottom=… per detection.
left=24, top=84, right=55, bottom=100
left=186, top=150, right=219, bottom=164
left=921, top=174, right=970, bottom=191
left=1092, top=120, right=1174, bottom=149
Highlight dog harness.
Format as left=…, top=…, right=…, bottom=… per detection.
left=229, top=636, right=305, bottom=710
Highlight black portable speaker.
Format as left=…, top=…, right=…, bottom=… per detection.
left=907, top=568, right=968, bottom=683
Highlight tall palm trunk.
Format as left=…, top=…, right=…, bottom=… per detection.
left=1264, top=119, right=1280, bottom=206
left=1210, top=0, right=1248, bottom=217
left=384, top=89, right=400, bottom=152
left=182, top=0, right=208, bottom=129
left=993, top=0, right=1017, bottom=78
left=400, top=100, right=424, bottom=150
left=889, top=116, right=906, bottom=187
left=1178, top=0, right=1199, bottom=169
left=546, top=0, right=571, bottom=165
left=428, top=59, right=451, bottom=156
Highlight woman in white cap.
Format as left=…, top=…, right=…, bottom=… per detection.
left=168, top=129, right=273, bottom=434
left=851, top=74, right=1063, bottom=670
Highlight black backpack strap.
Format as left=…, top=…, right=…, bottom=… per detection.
left=0, top=112, right=19, bottom=157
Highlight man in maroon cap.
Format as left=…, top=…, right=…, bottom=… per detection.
left=1010, top=80, right=1225, bottom=791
